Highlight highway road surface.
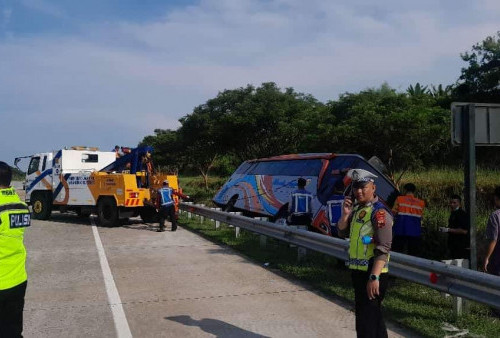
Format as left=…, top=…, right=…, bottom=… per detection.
left=22, top=210, right=412, bottom=337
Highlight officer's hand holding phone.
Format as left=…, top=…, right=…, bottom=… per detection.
left=342, top=195, right=354, bottom=217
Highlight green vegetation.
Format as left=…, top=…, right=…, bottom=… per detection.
left=179, top=176, right=228, bottom=205
left=11, top=166, right=25, bottom=181
left=143, top=32, right=500, bottom=187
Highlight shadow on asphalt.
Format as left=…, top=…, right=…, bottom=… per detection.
left=45, top=212, right=94, bottom=226
left=41, top=213, right=164, bottom=231
left=166, top=315, right=270, bottom=338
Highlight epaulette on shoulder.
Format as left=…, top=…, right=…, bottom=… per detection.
left=373, top=201, right=392, bottom=216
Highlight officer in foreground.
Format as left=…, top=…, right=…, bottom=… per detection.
left=0, top=161, right=31, bottom=337
left=337, top=169, right=393, bottom=338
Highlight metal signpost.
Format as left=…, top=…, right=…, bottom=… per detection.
left=451, top=102, right=500, bottom=270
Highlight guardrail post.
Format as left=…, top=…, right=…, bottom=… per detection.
left=289, top=225, right=298, bottom=248
left=186, top=202, right=193, bottom=219
left=214, top=208, right=221, bottom=229
left=228, top=212, right=235, bottom=227
left=199, top=204, right=205, bottom=224
left=296, top=226, right=308, bottom=262
left=210, top=208, right=215, bottom=223
left=256, top=217, right=269, bottom=247
left=230, top=212, right=243, bottom=237
left=442, top=258, right=469, bottom=316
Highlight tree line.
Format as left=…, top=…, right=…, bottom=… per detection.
left=141, top=32, right=500, bottom=188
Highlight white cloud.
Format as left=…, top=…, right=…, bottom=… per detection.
left=1, top=0, right=500, bottom=162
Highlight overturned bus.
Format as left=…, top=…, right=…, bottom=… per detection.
left=213, top=153, right=399, bottom=236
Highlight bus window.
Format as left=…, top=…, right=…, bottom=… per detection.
left=318, top=155, right=398, bottom=207
left=317, top=155, right=366, bottom=204
left=235, top=161, right=252, bottom=174
left=248, top=160, right=323, bottom=176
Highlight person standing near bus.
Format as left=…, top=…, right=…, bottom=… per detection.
left=338, top=169, right=393, bottom=338
left=483, top=186, right=500, bottom=275
left=392, top=183, right=425, bottom=256
left=326, top=180, right=346, bottom=237
left=287, top=178, right=313, bottom=226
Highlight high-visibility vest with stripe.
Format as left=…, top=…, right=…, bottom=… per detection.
left=0, top=187, right=30, bottom=290
left=159, top=188, right=174, bottom=207
left=348, top=202, right=389, bottom=273
left=290, top=189, right=313, bottom=215
left=392, top=195, right=425, bottom=237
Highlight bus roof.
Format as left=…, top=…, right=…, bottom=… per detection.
left=247, top=153, right=362, bottom=162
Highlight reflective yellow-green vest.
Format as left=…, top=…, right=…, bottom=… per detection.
left=0, top=187, right=30, bottom=290
left=348, top=202, right=389, bottom=273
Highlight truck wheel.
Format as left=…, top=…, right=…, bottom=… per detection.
left=140, top=206, right=158, bottom=223
left=32, top=192, right=52, bottom=220
left=97, top=198, right=118, bottom=227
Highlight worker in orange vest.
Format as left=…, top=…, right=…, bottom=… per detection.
left=392, top=183, right=425, bottom=256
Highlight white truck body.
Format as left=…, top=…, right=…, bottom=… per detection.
left=25, top=149, right=116, bottom=206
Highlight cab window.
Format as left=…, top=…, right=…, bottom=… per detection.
left=28, top=157, right=40, bottom=175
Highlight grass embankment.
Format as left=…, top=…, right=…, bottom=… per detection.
left=178, top=172, right=500, bottom=337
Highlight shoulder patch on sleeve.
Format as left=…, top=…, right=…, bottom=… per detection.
left=375, top=209, right=386, bottom=228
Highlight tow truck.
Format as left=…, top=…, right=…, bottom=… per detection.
left=15, top=146, right=179, bottom=226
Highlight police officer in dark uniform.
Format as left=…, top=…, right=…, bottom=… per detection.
left=0, top=161, right=31, bottom=337
left=337, top=169, right=393, bottom=338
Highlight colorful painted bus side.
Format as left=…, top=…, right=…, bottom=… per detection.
left=213, top=153, right=399, bottom=236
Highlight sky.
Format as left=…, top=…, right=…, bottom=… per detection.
left=1, top=0, right=499, bottom=168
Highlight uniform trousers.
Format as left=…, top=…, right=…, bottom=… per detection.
left=0, top=281, right=27, bottom=338
left=159, top=204, right=177, bottom=231
left=351, top=271, right=388, bottom=338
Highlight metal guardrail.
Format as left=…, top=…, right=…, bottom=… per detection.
left=180, top=202, right=500, bottom=310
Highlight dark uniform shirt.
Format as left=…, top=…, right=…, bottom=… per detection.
left=448, top=208, right=469, bottom=259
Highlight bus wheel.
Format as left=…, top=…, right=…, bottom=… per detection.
left=97, top=197, right=118, bottom=227
left=31, top=192, right=52, bottom=220
left=223, top=196, right=238, bottom=212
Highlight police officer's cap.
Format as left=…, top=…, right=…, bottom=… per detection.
left=163, top=180, right=169, bottom=185
left=347, top=169, right=377, bottom=188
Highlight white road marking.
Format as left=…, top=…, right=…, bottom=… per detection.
left=91, top=217, right=133, bottom=338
